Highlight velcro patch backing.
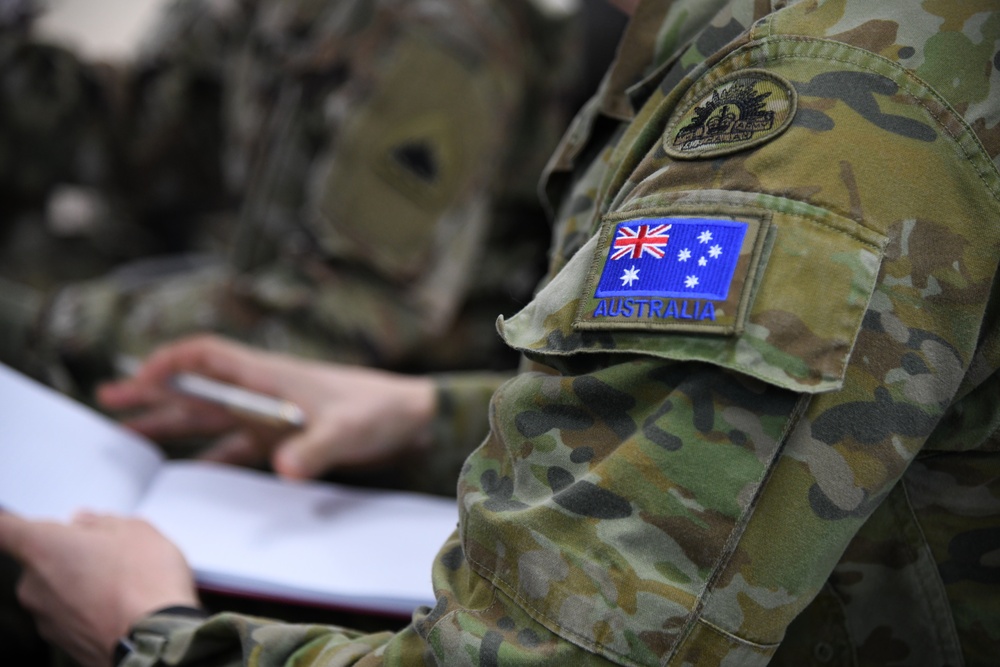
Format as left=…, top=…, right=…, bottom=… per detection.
left=575, top=212, right=769, bottom=335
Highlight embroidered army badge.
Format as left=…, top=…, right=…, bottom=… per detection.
left=664, top=69, right=796, bottom=159
left=575, top=211, right=769, bottom=335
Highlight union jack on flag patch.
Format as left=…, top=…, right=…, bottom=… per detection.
left=610, top=223, right=672, bottom=260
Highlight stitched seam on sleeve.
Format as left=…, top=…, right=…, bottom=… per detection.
left=663, top=392, right=812, bottom=664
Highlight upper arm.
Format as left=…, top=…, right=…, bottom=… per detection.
left=456, top=8, right=1000, bottom=666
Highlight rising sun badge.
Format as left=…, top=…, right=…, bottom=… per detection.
left=664, top=69, right=796, bottom=159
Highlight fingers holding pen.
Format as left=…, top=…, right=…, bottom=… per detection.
left=99, top=336, right=302, bottom=443
left=100, top=335, right=257, bottom=406
left=96, top=334, right=439, bottom=483
left=120, top=399, right=239, bottom=441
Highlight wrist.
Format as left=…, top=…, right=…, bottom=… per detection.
left=401, top=375, right=437, bottom=453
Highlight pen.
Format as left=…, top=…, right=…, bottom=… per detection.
left=115, top=355, right=307, bottom=429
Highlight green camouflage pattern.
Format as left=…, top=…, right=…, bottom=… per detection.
left=1, top=0, right=579, bottom=390
left=406, top=371, right=514, bottom=498
left=128, top=0, right=1000, bottom=665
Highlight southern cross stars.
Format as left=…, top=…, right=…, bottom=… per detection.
left=597, top=219, right=747, bottom=301
left=620, top=265, right=640, bottom=287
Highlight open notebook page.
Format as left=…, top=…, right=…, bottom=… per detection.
left=137, top=462, right=458, bottom=615
left=0, top=363, right=459, bottom=614
left=0, top=363, right=164, bottom=520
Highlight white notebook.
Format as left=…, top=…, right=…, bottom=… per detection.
left=0, top=363, right=458, bottom=616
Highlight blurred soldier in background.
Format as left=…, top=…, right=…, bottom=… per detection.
left=0, top=3, right=615, bottom=658
left=0, top=0, right=622, bottom=396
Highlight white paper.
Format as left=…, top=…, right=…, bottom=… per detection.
left=138, top=463, right=457, bottom=614
left=0, top=364, right=163, bottom=520
left=0, top=363, right=459, bottom=614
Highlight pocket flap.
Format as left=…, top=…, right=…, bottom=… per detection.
left=499, top=197, right=887, bottom=393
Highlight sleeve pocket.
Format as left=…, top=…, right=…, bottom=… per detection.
left=498, top=196, right=887, bottom=393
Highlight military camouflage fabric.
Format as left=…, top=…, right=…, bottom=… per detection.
left=1, top=0, right=576, bottom=391
left=124, top=1, right=1000, bottom=665
left=0, top=5, right=137, bottom=290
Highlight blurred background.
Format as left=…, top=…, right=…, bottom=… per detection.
left=35, top=0, right=168, bottom=60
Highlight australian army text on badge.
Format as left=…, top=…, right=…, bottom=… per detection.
left=575, top=212, right=769, bottom=335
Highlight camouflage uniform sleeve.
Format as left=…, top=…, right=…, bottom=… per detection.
left=121, top=611, right=396, bottom=667
left=431, top=2, right=1000, bottom=666
left=393, top=370, right=515, bottom=497
left=99, top=3, right=1000, bottom=667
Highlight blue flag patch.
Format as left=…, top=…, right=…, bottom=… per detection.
left=595, top=218, right=747, bottom=300
left=575, top=212, right=768, bottom=335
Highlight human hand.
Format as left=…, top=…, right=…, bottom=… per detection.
left=98, top=335, right=438, bottom=479
left=0, top=511, right=198, bottom=667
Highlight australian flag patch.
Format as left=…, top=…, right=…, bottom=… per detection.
left=596, top=218, right=746, bottom=299
left=576, top=214, right=767, bottom=335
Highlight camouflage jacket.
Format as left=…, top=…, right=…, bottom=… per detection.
left=5, top=0, right=577, bottom=389
left=124, top=1, right=1000, bottom=665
